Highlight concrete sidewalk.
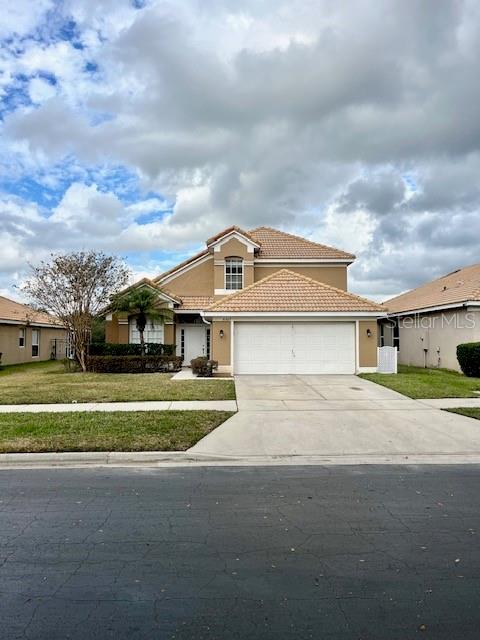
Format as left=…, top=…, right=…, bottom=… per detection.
left=418, top=398, right=480, bottom=409
left=0, top=400, right=237, bottom=413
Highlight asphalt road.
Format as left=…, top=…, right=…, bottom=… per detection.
left=1, top=465, right=480, bottom=639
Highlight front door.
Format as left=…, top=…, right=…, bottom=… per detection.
left=182, top=326, right=207, bottom=364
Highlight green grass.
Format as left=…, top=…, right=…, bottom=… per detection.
left=360, top=365, right=480, bottom=399
left=0, top=410, right=234, bottom=453
left=445, top=408, right=480, bottom=421
left=0, top=360, right=236, bottom=404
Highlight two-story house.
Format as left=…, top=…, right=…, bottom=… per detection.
left=105, top=226, right=384, bottom=374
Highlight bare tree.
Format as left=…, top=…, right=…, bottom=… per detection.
left=23, top=252, right=130, bottom=372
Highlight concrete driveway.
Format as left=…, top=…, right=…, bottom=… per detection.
left=190, top=374, right=480, bottom=458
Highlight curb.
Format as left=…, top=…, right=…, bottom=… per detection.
left=0, top=451, right=239, bottom=467
left=2, top=451, right=480, bottom=468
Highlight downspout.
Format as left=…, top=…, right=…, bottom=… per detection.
left=200, top=311, right=211, bottom=325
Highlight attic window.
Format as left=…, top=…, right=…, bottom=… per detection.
left=225, top=257, right=243, bottom=290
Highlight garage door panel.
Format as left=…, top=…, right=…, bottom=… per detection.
left=234, top=322, right=355, bottom=375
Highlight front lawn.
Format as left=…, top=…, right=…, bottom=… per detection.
left=360, top=365, right=480, bottom=399
left=0, top=360, right=235, bottom=404
left=0, top=410, right=234, bottom=452
left=446, top=408, right=480, bottom=421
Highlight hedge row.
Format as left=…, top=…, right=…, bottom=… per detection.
left=86, top=355, right=183, bottom=374
left=89, top=342, right=176, bottom=356
left=457, top=342, right=480, bottom=377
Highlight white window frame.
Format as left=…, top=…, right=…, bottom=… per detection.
left=129, top=316, right=165, bottom=344
left=19, top=327, right=25, bottom=348
left=31, top=328, right=40, bottom=357
left=225, top=257, right=244, bottom=291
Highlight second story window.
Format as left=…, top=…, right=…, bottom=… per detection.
left=225, top=257, right=243, bottom=290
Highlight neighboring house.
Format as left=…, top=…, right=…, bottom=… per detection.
left=0, top=295, right=66, bottom=365
left=381, top=264, right=480, bottom=371
left=105, top=226, right=384, bottom=374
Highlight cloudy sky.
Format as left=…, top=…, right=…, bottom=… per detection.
left=1, top=0, right=480, bottom=302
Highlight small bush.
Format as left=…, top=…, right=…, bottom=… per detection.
left=89, top=343, right=176, bottom=356
left=86, top=355, right=183, bottom=374
left=457, top=342, right=480, bottom=377
left=191, top=356, right=218, bottom=377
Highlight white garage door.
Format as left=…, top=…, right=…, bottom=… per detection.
left=234, top=322, right=356, bottom=374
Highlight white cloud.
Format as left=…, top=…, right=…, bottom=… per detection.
left=0, top=0, right=53, bottom=38
left=2, top=0, right=480, bottom=300
left=28, top=78, right=57, bottom=104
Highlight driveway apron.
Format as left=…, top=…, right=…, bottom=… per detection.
left=189, top=374, right=480, bottom=457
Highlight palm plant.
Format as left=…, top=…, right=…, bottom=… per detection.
left=111, top=288, right=173, bottom=355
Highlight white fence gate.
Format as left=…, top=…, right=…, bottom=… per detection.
left=377, top=346, right=398, bottom=374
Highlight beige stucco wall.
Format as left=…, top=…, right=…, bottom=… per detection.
left=214, top=264, right=224, bottom=291
left=0, top=324, right=66, bottom=365
left=254, top=265, right=347, bottom=290
left=214, top=239, right=254, bottom=294
left=211, top=320, right=231, bottom=366
left=164, top=323, right=175, bottom=345
left=388, top=309, right=480, bottom=371
left=216, top=238, right=251, bottom=260
left=106, top=314, right=129, bottom=344
left=105, top=316, right=118, bottom=343
left=163, top=256, right=214, bottom=296
left=358, top=320, right=378, bottom=368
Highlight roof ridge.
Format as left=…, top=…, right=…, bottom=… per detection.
left=207, top=268, right=383, bottom=311
left=249, top=226, right=355, bottom=259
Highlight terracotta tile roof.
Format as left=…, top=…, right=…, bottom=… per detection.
left=107, top=278, right=181, bottom=304
left=206, top=269, right=383, bottom=313
left=206, top=225, right=258, bottom=246
left=178, top=296, right=215, bottom=310
left=249, top=226, right=355, bottom=260
left=155, top=226, right=354, bottom=284
left=0, top=295, right=62, bottom=326
left=385, top=263, right=480, bottom=314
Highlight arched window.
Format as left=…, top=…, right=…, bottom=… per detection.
left=225, top=257, right=243, bottom=290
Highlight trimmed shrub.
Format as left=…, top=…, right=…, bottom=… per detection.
left=89, top=343, right=176, bottom=356
left=191, top=356, right=218, bottom=377
left=86, top=355, right=183, bottom=374
left=457, top=342, right=480, bottom=377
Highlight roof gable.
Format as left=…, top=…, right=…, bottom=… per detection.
left=206, top=269, right=383, bottom=314
left=206, top=225, right=259, bottom=248
left=385, top=263, right=480, bottom=314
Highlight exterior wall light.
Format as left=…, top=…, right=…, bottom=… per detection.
left=366, top=328, right=372, bottom=338
left=219, top=329, right=224, bottom=338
